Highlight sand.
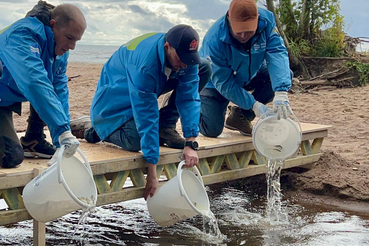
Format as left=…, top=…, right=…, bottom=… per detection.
left=12, top=62, right=369, bottom=202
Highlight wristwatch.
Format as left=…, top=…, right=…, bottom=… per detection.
left=185, top=141, right=199, bottom=151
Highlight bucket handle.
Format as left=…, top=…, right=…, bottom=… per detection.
left=177, top=160, right=209, bottom=215
left=57, top=145, right=95, bottom=209
left=177, top=160, right=203, bottom=185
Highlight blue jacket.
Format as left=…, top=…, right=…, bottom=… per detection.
left=0, top=17, right=70, bottom=147
left=90, top=33, right=200, bottom=164
left=199, top=8, right=291, bottom=110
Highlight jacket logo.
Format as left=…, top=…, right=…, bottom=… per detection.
left=30, top=44, right=40, bottom=57
left=189, top=39, right=198, bottom=51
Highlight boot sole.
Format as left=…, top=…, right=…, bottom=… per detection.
left=224, top=123, right=252, bottom=136
left=24, top=152, right=53, bottom=159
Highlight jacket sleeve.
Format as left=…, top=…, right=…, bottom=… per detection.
left=204, top=41, right=257, bottom=110
left=126, top=63, right=160, bottom=164
left=265, top=17, right=291, bottom=92
left=53, top=54, right=70, bottom=122
left=176, top=65, right=200, bottom=138
left=0, top=28, right=70, bottom=146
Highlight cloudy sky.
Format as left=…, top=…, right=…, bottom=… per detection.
left=0, top=0, right=368, bottom=50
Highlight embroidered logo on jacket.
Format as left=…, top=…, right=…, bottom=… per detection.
left=30, top=44, right=40, bottom=57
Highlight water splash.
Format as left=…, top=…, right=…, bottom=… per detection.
left=266, top=159, right=288, bottom=224
left=202, top=210, right=228, bottom=244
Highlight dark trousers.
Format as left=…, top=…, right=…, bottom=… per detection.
left=199, top=64, right=275, bottom=138
left=0, top=104, right=46, bottom=167
left=86, top=58, right=212, bottom=152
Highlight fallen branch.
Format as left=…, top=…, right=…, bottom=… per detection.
left=68, top=75, right=81, bottom=81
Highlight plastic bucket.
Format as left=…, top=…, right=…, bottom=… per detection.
left=22, top=145, right=97, bottom=222
left=252, top=113, right=302, bottom=160
left=146, top=161, right=210, bottom=227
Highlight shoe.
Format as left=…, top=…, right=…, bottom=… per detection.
left=159, top=127, right=185, bottom=149
left=225, top=106, right=253, bottom=136
left=21, top=135, right=56, bottom=158
left=70, top=115, right=92, bottom=139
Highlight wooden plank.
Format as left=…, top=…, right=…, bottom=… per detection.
left=197, top=158, right=211, bottom=175
left=202, top=153, right=322, bottom=185
left=301, top=140, right=312, bottom=155
left=0, top=173, right=35, bottom=190
left=155, top=165, right=165, bottom=179
left=110, top=171, right=129, bottom=192
left=0, top=209, right=32, bottom=226
left=33, top=219, right=46, bottom=246
left=238, top=151, right=252, bottom=168
left=311, top=138, right=324, bottom=154
left=251, top=151, right=266, bottom=165
left=129, top=169, right=146, bottom=187
left=33, top=168, right=46, bottom=246
left=1, top=188, right=24, bottom=210
left=163, top=163, right=178, bottom=180
left=94, top=175, right=112, bottom=194
left=225, top=153, right=240, bottom=170
left=209, top=155, right=225, bottom=173
left=301, top=130, right=328, bottom=141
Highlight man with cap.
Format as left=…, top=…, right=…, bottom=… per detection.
left=198, top=0, right=294, bottom=137
left=70, top=24, right=211, bottom=199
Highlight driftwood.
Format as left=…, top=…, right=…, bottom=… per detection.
left=294, top=56, right=365, bottom=92
left=68, top=75, right=81, bottom=81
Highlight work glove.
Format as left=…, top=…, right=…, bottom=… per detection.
left=252, top=101, right=272, bottom=118
left=59, top=131, right=80, bottom=158
left=273, top=91, right=294, bottom=120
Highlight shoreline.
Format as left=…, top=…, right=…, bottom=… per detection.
left=12, top=62, right=369, bottom=204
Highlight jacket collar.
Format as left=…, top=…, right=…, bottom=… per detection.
left=157, top=35, right=167, bottom=74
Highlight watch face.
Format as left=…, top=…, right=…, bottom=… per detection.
left=192, top=141, right=199, bottom=149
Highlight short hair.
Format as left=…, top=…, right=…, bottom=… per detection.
left=51, top=4, right=83, bottom=28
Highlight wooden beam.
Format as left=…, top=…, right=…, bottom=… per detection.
left=33, top=168, right=46, bottom=246
left=225, top=153, right=240, bottom=170
left=209, top=155, right=225, bottom=173
left=198, top=158, right=211, bottom=175
left=202, top=153, right=322, bottom=185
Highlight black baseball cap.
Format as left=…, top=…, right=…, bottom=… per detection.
left=166, top=24, right=201, bottom=65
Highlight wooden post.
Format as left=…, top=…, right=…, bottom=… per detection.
left=32, top=168, right=45, bottom=246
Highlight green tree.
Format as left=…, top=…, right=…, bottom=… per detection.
left=263, top=0, right=345, bottom=77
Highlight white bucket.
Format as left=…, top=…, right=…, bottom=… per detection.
left=22, top=145, right=97, bottom=222
left=252, top=113, right=302, bottom=160
left=146, top=161, right=210, bottom=227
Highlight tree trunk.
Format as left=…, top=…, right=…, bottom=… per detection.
left=266, top=0, right=300, bottom=71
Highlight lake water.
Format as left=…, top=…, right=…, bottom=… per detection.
left=1, top=184, right=368, bottom=245
left=68, top=44, right=121, bottom=64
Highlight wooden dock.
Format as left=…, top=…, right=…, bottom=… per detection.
left=0, top=122, right=330, bottom=245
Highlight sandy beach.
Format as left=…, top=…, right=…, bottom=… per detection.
left=13, top=62, right=369, bottom=202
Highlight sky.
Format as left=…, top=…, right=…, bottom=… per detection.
left=0, top=0, right=368, bottom=50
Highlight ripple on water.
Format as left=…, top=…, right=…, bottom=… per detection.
left=1, top=188, right=369, bottom=245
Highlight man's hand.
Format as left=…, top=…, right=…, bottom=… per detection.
left=182, top=146, right=199, bottom=167
left=59, top=131, right=80, bottom=158
left=252, top=101, right=272, bottom=118
left=273, top=91, right=294, bottom=119
left=144, top=163, right=158, bottom=200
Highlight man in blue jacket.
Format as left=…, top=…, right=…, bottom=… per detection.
left=71, top=25, right=210, bottom=199
left=0, top=2, right=85, bottom=168
left=199, top=0, right=294, bottom=137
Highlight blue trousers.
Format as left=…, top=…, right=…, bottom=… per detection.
left=199, top=64, right=275, bottom=138
left=86, top=58, right=212, bottom=151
